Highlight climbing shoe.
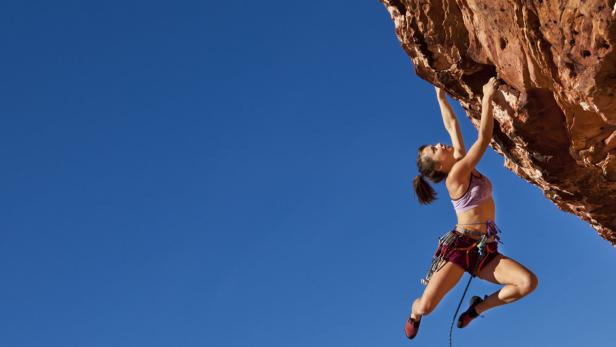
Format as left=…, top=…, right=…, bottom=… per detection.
left=404, top=315, right=422, bottom=339
left=457, top=295, right=484, bottom=328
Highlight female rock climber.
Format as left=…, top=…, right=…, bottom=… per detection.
left=405, top=77, right=538, bottom=340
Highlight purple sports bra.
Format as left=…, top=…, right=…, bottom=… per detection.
left=451, top=172, right=493, bottom=213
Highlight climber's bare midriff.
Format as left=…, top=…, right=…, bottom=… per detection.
left=455, top=198, right=495, bottom=234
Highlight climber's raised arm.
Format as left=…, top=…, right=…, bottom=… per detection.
left=435, top=87, right=466, bottom=160
left=449, top=77, right=498, bottom=179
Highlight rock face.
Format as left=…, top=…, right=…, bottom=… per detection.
left=380, top=0, right=616, bottom=245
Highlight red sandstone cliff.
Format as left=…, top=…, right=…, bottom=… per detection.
left=380, top=0, right=616, bottom=245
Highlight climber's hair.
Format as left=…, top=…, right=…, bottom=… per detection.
left=413, top=144, right=448, bottom=205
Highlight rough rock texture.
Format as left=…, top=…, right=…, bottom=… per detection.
left=380, top=0, right=616, bottom=245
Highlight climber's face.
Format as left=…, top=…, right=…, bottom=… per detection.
left=421, top=143, right=454, bottom=171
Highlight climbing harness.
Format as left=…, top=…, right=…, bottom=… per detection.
left=421, top=221, right=501, bottom=286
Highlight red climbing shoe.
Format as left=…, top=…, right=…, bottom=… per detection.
left=457, top=295, right=483, bottom=328
left=404, top=315, right=422, bottom=339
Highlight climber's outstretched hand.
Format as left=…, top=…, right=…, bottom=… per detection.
left=482, top=77, right=499, bottom=99
left=434, top=86, right=446, bottom=98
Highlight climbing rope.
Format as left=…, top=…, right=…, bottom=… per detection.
left=447, top=221, right=503, bottom=347
left=420, top=222, right=502, bottom=347
left=448, top=233, right=488, bottom=347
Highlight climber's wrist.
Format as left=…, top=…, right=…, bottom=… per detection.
left=481, top=90, right=495, bottom=103
left=435, top=87, right=447, bottom=100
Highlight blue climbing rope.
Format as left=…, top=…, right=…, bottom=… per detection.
left=448, top=235, right=487, bottom=347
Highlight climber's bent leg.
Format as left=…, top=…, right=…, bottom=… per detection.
left=474, top=254, right=538, bottom=314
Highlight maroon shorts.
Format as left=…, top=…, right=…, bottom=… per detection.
left=435, top=232, right=501, bottom=275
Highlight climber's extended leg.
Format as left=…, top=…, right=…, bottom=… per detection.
left=406, top=261, right=464, bottom=338
left=415, top=260, right=466, bottom=316
left=411, top=261, right=464, bottom=318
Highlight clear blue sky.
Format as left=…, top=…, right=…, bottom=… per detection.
left=1, top=1, right=614, bottom=346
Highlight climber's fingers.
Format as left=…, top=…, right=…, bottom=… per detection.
left=483, top=77, right=499, bottom=96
